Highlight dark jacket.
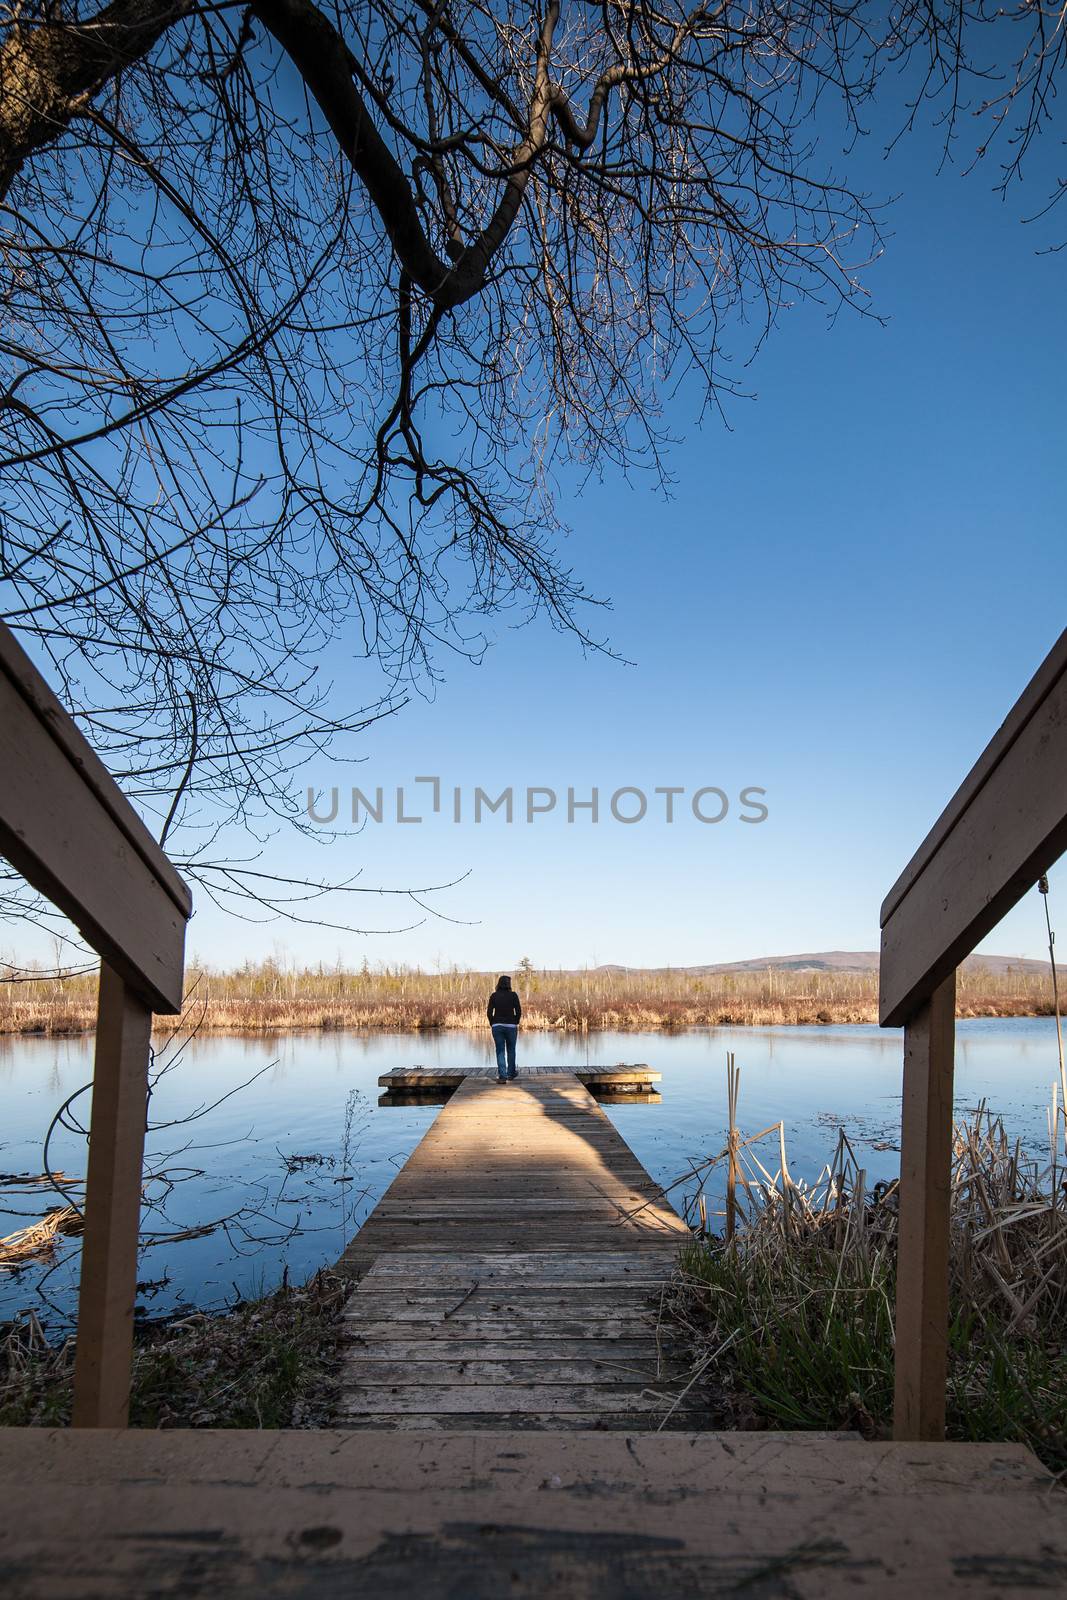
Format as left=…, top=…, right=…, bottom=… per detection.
left=487, top=987, right=521, bottom=1024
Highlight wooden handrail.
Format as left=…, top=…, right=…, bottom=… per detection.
left=0, top=622, right=190, bottom=1013
left=881, top=626, right=1067, bottom=1440
left=880, top=628, right=1067, bottom=1027
left=0, top=621, right=191, bottom=1426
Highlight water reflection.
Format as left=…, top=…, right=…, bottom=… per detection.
left=0, top=1016, right=1062, bottom=1329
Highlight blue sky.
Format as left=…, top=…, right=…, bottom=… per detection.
left=180, top=98, right=1067, bottom=972
left=9, top=80, right=1067, bottom=975
left=184, top=98, right=1061, bottom=977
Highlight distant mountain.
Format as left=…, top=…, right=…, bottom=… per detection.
left=587, top=951, right=1051, bottom=977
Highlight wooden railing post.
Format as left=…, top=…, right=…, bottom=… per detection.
left=72, top=962, right=152, bottom=1428
left=893, top=970, right=956, bottom=1441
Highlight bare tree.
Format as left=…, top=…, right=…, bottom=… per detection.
left=0, top=1, right=1061, bottom=916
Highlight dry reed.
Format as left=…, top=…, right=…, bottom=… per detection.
left=0, top=958, right=1055, bottom=1036
left=660, top=1085, right=1067, bottom=1470
left=0, top=1205, right=82, bottom=1267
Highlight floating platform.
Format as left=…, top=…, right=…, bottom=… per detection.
left=377, top=1063, right=659, bottom=1103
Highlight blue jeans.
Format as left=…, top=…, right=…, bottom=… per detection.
left=491, top=1023, right=518, bottom=1078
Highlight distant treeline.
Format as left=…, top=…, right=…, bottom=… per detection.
left=0, top=960, right=1057, bottom=1036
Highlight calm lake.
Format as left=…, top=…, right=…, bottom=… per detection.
left=1, top=1018, right=1062, bottom=1329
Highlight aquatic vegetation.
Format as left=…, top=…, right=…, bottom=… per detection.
left=660, top=1104, right=1067, bottom=1473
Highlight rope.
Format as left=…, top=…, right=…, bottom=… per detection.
left=1038, top=875, right=1067, bottom=1157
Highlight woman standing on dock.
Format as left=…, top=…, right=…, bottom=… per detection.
left=487, top=975, right=521, bottom=1082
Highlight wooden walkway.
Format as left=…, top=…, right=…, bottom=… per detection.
left=336, top=1070, right=706, bottom=1430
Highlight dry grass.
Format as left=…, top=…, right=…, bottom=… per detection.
left=0, top=1269, right=348, bottom=1428
left=0, top=959, right=1055, bottom=1035
left=0, top=1205, right=82, bottom=1267
left=659, top=1101, right=1067, bottom=1471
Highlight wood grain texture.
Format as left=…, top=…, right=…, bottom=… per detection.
left=0, top=1429, right=1061, bottom=1597
left=72, top=965, right=153, bottom=1428
left=0, top=626, right=192, bottom=1431
left=0, top=624, right=190, bottom=1011
left=893, top=973, right=956, bottom=1442
left=338, top=1072, right=703, bottom=1429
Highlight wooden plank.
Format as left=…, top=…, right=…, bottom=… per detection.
left=341, top=1224, right=681, bottom=1243
left=344, top=1297, right=669, bottom=1316
left=341, top=1217, right=679, bottom=1234
left=377, top=1064, right=657, bottom=1080
left=340, top=1230, right=681, bottom=1252
left=400, top=1151, right=657, bottom=1164
left=356, top=1260, right=675, bottom=1273
left=345, top=1290, right=665, bottom=1308
left=341, top=1360, right=683, bottom=1385
left=379, top=1177, right=655, bottom=1190
left=340, top=1340, right=679, bottom=1360
left=355, top=1280, right=675, bottom=1292
left=379, top=1176, right=661, bottom=1188
left=343, top=1318, right=661, bottom=1339
left=337, top=1411, right=712, bottom=1431
left=348, top=1279, right=659, bottom=1299
left=336, top=1385, right=698, bottom=1414
left=893, top=972, right=956, bottom=1441
left=378, top=1070, right=661, bottom=1094
left=345, top=1301, right=671, bottom=1317
left=344, top=1275, right=670, bottom=1292
left=9, top=1428, right=1066, bottom=1592
left=880, top=631, right=1067, bottom=1025
left=377, top=1191, right=662, bottom=1203
left=369, top=1198, right=665, bottom=1211
left=340, top=1245, right=678, bottom=1267
left=0, top=627, right=190, bottom=1012
left=71, top=964, right=153, bottom=1427
left=362, top=1251, right=680, bottom=1273
left=375, top=1199, right=667, bottom=1210
left=344, top=1298, right=662, bottom=1316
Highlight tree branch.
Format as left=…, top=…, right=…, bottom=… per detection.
left=0, top=0, right=190, bottom=200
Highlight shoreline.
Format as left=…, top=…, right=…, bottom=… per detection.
left=2, top=959, right=1056, bottom=1039
left=0, top=1002, right=1056, bottom=1039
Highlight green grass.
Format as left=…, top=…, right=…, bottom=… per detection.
left=675, top=1236, right=1067, bottom=1473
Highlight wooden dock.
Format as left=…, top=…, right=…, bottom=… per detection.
left=337, top=1069, right=705, bottom=1430
left=375, top=1063, right=661, bottom=1103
